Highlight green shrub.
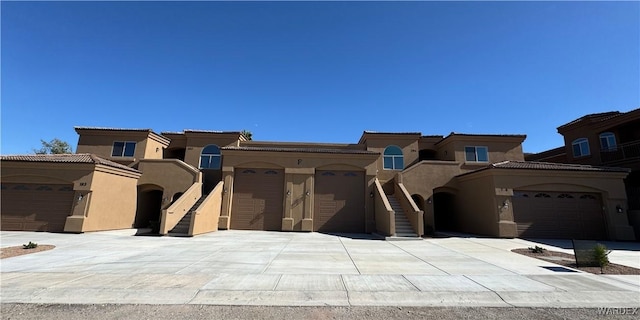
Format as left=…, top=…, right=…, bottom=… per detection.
left=23, top=241, right=38, bottom=249
left=593, top=243, right=611, bottom=273
left=528, top=245, right=546, bottom=253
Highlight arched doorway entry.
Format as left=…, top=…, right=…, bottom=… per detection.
left=433, top=191, right=457, bottom=232
left=134, top=184, right=164, bottom=231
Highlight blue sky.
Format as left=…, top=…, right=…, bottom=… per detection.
left=2, top=1, right=638, bottom=155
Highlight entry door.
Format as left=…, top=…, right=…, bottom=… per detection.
left=289, top=174, right=310, bottom=231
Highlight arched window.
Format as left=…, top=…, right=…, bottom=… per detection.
left=599, top=132, right=616, bottom=151
left=571, top=138, right=590, bottom=157
left=199, top=145, right=221, bottom=169
left=383, top=146, right=404, bottom=170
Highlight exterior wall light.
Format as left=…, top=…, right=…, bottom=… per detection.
left=286, top=190, right=291, bottom=196
left=369, top=191, right=374, bottom=198
left=616, top=205, right=624, bottom=213
left=77, top=194, right=84, bottom=203
left=427, top=197, right=432, bottom=204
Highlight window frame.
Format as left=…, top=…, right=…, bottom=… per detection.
left=464, top=146, right=489, bottom=162
left=383, top=145, right=404, bottom=170
left=599, top=132, right=616, bottom=151
left=571, top=138, right=591, bottom=157
left=111, top=141, right=137, bottom=157
left=199, top=144, right=221, bottom=169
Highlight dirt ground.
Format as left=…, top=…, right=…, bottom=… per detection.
left=0, top=245, right=55, bottom=259
left=1, top=304, right=639, bottom=320
left=512, top=248, right=640, bottom=275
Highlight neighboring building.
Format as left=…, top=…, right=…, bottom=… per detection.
left=527, top=108, right=640, bottom=239
left=1, top=125, right=636, bottom=241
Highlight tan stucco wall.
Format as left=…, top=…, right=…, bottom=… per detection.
left=491, top=169, right=634, bottom=240
left=1, top=161, right=141, bottom=233
left=182, top=133, right=241, bottom=168
left=362, top=136, right=420, bottom=184
left=218, top=150, right=379, bottom=233
left=456, top=173, right=508, bottom=237
left=136, top=159, right=201, bottom=209
left=191, top=181, right=223, bottom=235
left=76, top=131, right=160, bottom=164
left=456, top=169, right=635, bottom=240
left=74, top=166, right=140, bottom=232
left=398, top=161, right=463, bottom=230
left=436, top=137, right=525, bottom=164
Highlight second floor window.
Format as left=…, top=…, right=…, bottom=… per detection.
left=599, top=132, right=616, bottom=150
left=465, top=146, right=488, bottom=162
left=572, top=138, right=590, bottom=157
left=112, top=141, right=136, bottom=157
left=200, top=145, right=221, bottom=169
left=383, top=146, right=404, bottom=170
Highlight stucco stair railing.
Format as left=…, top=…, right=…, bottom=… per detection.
left=159, top=182, right=202, bottom=235
left=168, top=196, right=206, bottom=236
left=387, top=195, right=419, bottom=239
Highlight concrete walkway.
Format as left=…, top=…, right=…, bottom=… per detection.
left=1, top=230, right=639, bottom=307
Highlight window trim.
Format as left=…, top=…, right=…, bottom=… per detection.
left=383, top=145, right=404, bottom=170
left=571, top=138, right=591, bottom=158
left=599, top=132, right=616, bottom=151
left=464, top=146, right=489, bottom=162
left=199, top=144, right=221, bottom=169
left=111, top=141, right=137, bottom=157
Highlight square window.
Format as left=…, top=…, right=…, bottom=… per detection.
left=111, top=142, right=124, bottom=157
left=123, top=142, right=136, bottom=157
left=465, top=146, right=488, bottom=162
left=465, top=147, right=476, bottom=161
left=476, top=147, right=488, bottom=162
left=112, top=141, right=136, bottom=157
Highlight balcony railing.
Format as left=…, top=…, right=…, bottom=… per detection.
left=600, top=140, right=640, bottom=164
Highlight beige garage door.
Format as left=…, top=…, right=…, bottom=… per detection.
left=1, top=183, right=74, bottom=232
left=230, top=169, right=284, bottom=231
left=314, top=170, right=365, bottom=233
left=512, top=191, right=606, bottom=240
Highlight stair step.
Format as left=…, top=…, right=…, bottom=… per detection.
left=168, top=195, right=207, bottom=234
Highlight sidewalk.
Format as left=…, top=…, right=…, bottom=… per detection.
left=1, top=230, right=638, bottom=307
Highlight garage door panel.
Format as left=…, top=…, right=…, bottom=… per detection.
left=513, top=191, right=606, bottom=240
left=1, top=183, right=74, bottom=232
left=230, top=169, right=284, bottom=231
left=314, top=170, right=364, bottom=233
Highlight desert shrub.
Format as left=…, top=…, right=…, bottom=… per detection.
left=528, top=245, right=546, bottom=253
left=22, top=241, right=38, bottom=249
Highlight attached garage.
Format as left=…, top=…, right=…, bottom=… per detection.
left=314, top=170, right=365, bottom=233
left=512, top=191, right=606, bottom=240
left=230, top=168, right=284, bottom=230
left=1, top=183, right=75, bottom=232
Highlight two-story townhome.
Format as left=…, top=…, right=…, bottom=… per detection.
left=527, top=108, right=640, bottom=239
left=1, top=126, right=635, bottom=241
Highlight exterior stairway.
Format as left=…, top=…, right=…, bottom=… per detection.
left=388, top=195, right=419, bottom=238
left=168, top=196, right=206, bottom=236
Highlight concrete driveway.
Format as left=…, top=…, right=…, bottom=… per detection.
left=1, top=230, right=639, bottom=307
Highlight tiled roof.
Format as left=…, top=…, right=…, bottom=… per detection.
left=222, top=146, right=379, bottom=155
left=362, top=131, right=422, bottom=135
left=435, top=132, right=526, bottom=145
left=557, top=111, right=621, bottom=129
left=524, top=146, right=566, bottom=161
left=184, top=129, right=242, bottom=134
left=0, top=154, right=141, bottom=173
left=74, top=126, right=153, bottom=132
left=491, top=161, right=628, bottom=173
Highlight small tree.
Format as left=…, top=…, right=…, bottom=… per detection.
left=34, top=138, right=73, bottom=154
left=593, top=243, right=611, bottom=273
left=240, top=130, right=253, bottom=141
